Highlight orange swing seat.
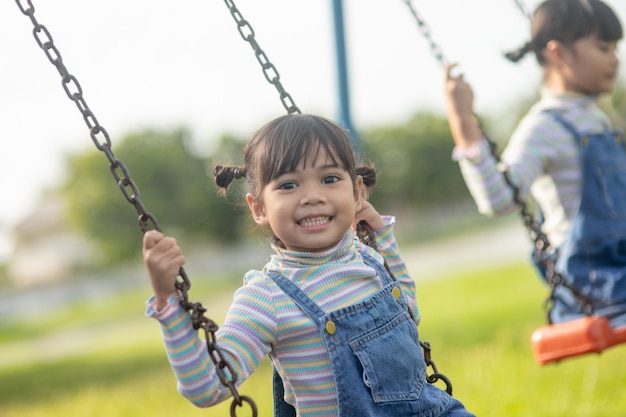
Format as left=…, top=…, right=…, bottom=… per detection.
left=531, top=315, right=626, bottom=365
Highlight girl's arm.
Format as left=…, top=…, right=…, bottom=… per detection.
left=443, top=65, right=549, bottom=217
left=146, top=280, right=276, bottom=408
left=444, top=64, right=483, bottom=151
left=354, top=202, right=419, bottom=324
left=146, top=298, right=233, bottom=407
left=370, top=215, right=419, bottom=324
left=143, top=231, right=275, bottom=408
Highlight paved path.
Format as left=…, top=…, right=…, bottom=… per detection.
left=402, top=221, right=531, bottom=281
left=0, top=221, right=533, bottom=369
left=0, top=221, right=532, bottom=320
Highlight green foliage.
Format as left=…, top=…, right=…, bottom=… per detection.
left=60, top=128, right=244, bottom=265
left=360, top=112, right=473, bottom=210
left=604, top=78, right=626, bottom=130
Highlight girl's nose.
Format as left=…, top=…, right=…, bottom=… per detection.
left=301, top=183, right=326, bottom=205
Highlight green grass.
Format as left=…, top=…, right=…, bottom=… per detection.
left=1, top=262, right=625, bottom=416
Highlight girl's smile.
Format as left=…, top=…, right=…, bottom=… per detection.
left=298, top=215, right=332, bottom=230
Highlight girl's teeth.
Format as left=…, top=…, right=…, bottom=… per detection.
left=300, top=217, right=329, bottom=226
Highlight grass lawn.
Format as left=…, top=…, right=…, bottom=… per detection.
left=0, top=262, right=624, bottom=416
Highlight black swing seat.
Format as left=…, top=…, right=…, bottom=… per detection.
left=531, top=315, right=626, bottom=365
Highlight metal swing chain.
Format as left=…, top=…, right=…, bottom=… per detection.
left=511, top=0, right=533, bottom=20
left=488, top=142, right=595, bottom=322
left=402, top=0, right=595, bottom=324
left=223, top=0, right=452, bottom=397
left=223, top=0, right=301, bottom=115
left=402, top=0, right=448, bottom=68
left=15, top=2, right=256, bottom=416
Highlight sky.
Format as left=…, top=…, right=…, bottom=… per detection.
left=0, top=0, right=624, bottom=261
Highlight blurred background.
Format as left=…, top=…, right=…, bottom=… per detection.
left=1, top=1, right=625, bottom=416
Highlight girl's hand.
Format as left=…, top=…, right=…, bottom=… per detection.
left=353, top=198, right=385, bottom=231
left=443, top=64, right=482, bottom=149
left=444, top=64, right=475, bottom=116
left=143, top=230, right=186, bottom=310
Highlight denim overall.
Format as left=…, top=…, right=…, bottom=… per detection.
left=269, top=250, right=473, bottom=417
left=538, top=112, right=626, bottom=327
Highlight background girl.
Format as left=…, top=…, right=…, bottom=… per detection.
left=444, top=0, right=625, bottom=326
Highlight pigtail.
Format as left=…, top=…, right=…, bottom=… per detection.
left=356, top=165, right=377, bottom=188
left=213, top=165, right=247, bottom=195
left=356, top=163, right=377, bottom=203
left=355, top=163, right=378, bottom=250
left=504, top=41, right=532, bottom=63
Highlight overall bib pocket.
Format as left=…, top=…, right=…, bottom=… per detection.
left=349, top=312, right=424, bottom=403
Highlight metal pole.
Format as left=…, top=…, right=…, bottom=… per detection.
left=331, top=0, right=361, bottom=151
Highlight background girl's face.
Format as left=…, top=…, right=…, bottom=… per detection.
left=561, top=33, right=620, bottom=95
left=247, top=147, right=361, bottom=253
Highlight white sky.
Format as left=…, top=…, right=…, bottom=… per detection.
left=0, top=0, right=624, bottom=260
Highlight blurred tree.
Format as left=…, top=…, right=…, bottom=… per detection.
left=603, top=79, right=626, bottom=130
left=360, top=112, right=473, bottom=211
left=60, top=128, right=242, bottom=265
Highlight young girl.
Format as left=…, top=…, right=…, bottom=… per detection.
left=143, top=114, right=475, bottom=416
left=444, top=0, right=625, bottom=326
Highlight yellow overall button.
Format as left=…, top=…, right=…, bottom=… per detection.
left=325, top=320, right=336, bottom=335
left=392, top=286, right=402, bottom=299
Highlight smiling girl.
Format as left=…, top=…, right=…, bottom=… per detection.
left=143, top=114, right=475, bottom=416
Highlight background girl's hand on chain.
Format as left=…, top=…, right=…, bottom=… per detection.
left=444, top=63, right=482, bottom=149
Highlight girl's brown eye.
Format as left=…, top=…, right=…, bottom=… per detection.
left=323, top=175, right=340, bottom=184
left=278, top=182, right=297, bottom=190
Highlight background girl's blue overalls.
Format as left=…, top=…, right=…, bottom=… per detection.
left=535, top=111, right=626, bottom=327
left=269, top=250, right=473, bottom=417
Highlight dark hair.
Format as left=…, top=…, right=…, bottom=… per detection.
left=505, top=0, right=623, bottom=64
left=214, top=114, right=367, bottom=202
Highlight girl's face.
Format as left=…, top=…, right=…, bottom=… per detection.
left=559, top=33, right=620, bottom=95
left=247, top=147, right=362, bottom=252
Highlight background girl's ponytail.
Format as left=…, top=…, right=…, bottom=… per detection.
left=504, top=41, right=532, bottom=63
left=214, top=165, right=246, bottom=195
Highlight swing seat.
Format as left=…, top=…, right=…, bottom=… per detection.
left=531, top=316, right=626, bottom=365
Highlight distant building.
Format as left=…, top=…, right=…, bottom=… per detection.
left=8, top=198, right=92, bottom=287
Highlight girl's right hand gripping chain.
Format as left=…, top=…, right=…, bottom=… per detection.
left=143, top=230, right=186, bottom=310
left=444, top=64, right=482, bottom=150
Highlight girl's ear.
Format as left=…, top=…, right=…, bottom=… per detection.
left=246, top=193, right=269, bottom=226
left=544, top=39, right=566, bottom=64
left=354, top=175, right=364, bottom=209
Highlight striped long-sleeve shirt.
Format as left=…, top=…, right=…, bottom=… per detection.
left=146, top=216, right=417, bottom=417
left=455, top=91, right=614, bottom=247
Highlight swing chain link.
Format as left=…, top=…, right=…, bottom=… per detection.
left=512, top=0, right=533, bottom=20
left=223, top=0, right=301, bottom=116
left=403, top=0, right=448, bottom=67
left=16, top=2, right=256, bottom=415
left=420, top=341, right=453, bottom=395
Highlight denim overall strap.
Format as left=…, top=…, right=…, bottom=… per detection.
left=269, top=250, right=474, bottom=417
left=268, top=253, right=393, bottom=417
left=544, top=111, right=626, bottom=327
